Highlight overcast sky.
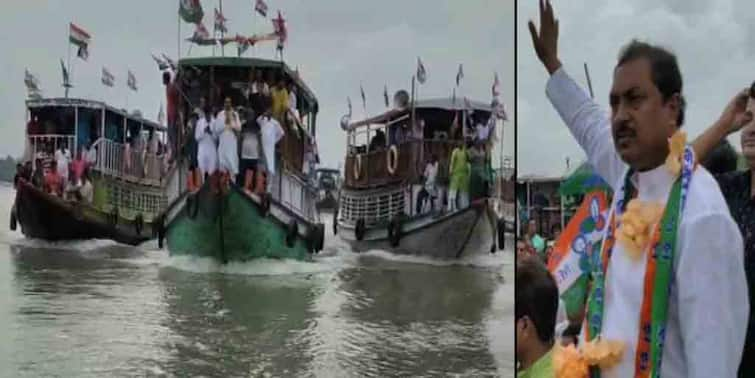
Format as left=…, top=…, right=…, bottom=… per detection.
left=0, top=0, right=514, bottom=170
left=518, top=0, right=755, bottom=177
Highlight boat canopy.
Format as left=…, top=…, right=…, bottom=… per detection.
left=26, top=97, right=165, bottom=131
left=346, top=97, right=492, bottom=131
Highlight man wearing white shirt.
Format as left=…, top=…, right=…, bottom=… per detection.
left=195, top=106, right=218, bottom=180
left=258, top=104, right=285, bottom=193
left=529, top=1, right=747, bottom=377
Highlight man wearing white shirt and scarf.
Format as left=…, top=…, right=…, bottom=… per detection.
left=529, top=1, right=747, bottom=377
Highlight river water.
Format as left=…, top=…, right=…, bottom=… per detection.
left=0, top=185, right=514, bottom=377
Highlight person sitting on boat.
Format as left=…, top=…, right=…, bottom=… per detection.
left=271, top=76, right=290, bottom=125
left=258, top=102, right=285, bottom=193
left=78, top=169, right=94, bottom=204
left=416, top=154, right=439, bottom=214
left=195, top=105, right=218, bottom=185
left=44, top=160, right=63, bottom=197
left=447, top=140, right=471, bottom=211
left=239, top=108, right=261, bottom=189
left=70, top=147, right=87, bottom=183
left=214, top=97, right=242, bottom=184
left=369, top=129, right=386, bottom=152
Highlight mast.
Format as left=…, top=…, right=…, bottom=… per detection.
left=219, top=0, right=225, bottom=57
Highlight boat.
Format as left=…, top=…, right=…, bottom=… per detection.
left=314, top=168, right=340, bottom=211
left=13, top=97, right=170, bottom=245
left=157, top=56, right=325, bottom=263
left=334, top=96, right=501, bottom=258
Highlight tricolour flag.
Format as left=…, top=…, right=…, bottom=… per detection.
left=255, top=0, right=268, bottom=17
left=416, top=57, right=426, bottom=84
left=214, top=8, right=227, bottom=34
left=60, top=59, right=71, bottom=88
left=547, top=191, right=610, bottom=319
left=492, top=72, right=501, bottom=97
left=383, top=85, right=390, bottom=108
left=456, top=64, right=464, bottom=87
left=127, top=70, right=137, bottom=91
left=272, top=10, right=287, bottom=51
left=69, top=23, right=91, bottom=61
left=194, top=22, right=210, bottom=40
left=179, top=0, right=204, bottom=24
left=161, top=54, right=177, bottom=71
left=101, top=67, right=115, bottom=87
left=24, top=69, right=40, bottom=92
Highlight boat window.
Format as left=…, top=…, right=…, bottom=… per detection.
left=104, top=110, right=125, bottom=143
left=76, top=108, right=100, bottom=152
left=27, top=106, right=75, bottom=136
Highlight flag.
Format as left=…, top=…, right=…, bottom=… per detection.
left=214, top=8, right=227, bottom=34
left=255, top=0, right=268, bottom=17
left=60, top=59, right=70, bottom=88
left=416, top=57, right=426, bottom=84
left=272, top=10, right=287, bottom=49
left=24, top=69, right=40, bottom=92
left=456, top=64, right=464, bottom=86
left=383, top=85, right=390, bottom=108
left=127, top=70, right=137, bottom=91
left=547, top=191, right=610, bottom=319
left=161, top=54, right=177, bottom=71
left=158, top=103, right=165, bottom=126
left=194, top=22, right=210, bottom=40
left=101, top=67, right=115, bottom=87
left=237, top=38, right=251, bottom=56
left=152, top=53, right=169, bottom=71
left=69, top=23, right=91, bottom=61
left=492, top=72, right=501, bottom=97
left=360, top=84, right=366, bottom=111
left=491, top=97, right=508, bottom=121
left=179, top=0, right=204, bottom=24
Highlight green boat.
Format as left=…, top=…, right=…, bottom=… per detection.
left=157, top=53, right=324, bottom=262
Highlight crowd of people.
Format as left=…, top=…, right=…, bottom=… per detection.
left=16, top=140, right=96, bottom=204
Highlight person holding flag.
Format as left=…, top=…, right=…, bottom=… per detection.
left=529, top=1, right=747, bottom=377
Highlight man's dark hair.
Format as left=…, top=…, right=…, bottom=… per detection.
left=702, top=140, right=738, bottom=175
left=515, top=256, right=558, bottom=343
left=162, top=71, right=171, bottom=86
left=617, top=40, right=685, bottom=126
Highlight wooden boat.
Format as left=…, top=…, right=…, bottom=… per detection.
left=13, top=98, right=169, bottom=245
left=157, top=56, right=325, bottom=262
left=314, top=168, right=340, bottom=211
left=335, top=97, right=501, bottom=258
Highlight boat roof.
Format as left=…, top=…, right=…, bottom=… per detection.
left=347, top=97, right=492, bottom=129
left=26, top=97, right=166, bottom=130
left=178, top=56, right=318, bottom=112
left=317, top=168, right=340, bottom=174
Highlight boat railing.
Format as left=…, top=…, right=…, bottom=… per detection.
left=338, top=186, right=406, bottom=227
left=92, top=138, right=166, bottom=186
left=270, top=169, right=319, bottom=223
left=28, top=134, right=76, bottom=163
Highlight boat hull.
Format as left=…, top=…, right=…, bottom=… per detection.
left=164, top=182, right=317, bottom=262
left=14, top=180, right=153, bottom=245
left=337, top=204, right=496, bottom=258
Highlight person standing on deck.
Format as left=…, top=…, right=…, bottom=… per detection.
left=271, top=76, right=290, bottom=125
left=416, top=154, right=439, bottom=214
left=529, top=1, right=747, bottom=376
left=447, top=140, right=471, bottom=211
left=258, top=102, right=285, bottom=193
left=215, top=97, right=242, bottom=181
left=239, top=108, right=261, bottom=189
left=55, top=145, right=70, bottom=185
left=195, top=106, right=218, bottom=182
left=44, top=160, right=63, bottom=197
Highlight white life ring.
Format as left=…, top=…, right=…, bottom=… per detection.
left=353, top=154, right=362, bottom=180
left=387, top=145, right=399, bottom=175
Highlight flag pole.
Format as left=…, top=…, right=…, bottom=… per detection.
left=177, top=11, right=181, bottom=60
left=584, top=62, right=594, bottom=99
left=66, top=24, right=71, bottom=98
left=219, top=0, right=225, bottom=57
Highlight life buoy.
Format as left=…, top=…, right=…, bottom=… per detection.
left=386, top=145, right=399, bottom=175
left=186, top=194, right=199, bottom=219
left=355, top=219, right=366, bottom=241
left=9, top=207, right=17, bottom=231
left=134, top=214, right=144, bottom=236
left=353, top=154, right=363, bottom=180
left=259, top=192, right=271, bottom=216
left=388, top=216, right=402, bottom=247
left=286, top=220, right=298, bottom=248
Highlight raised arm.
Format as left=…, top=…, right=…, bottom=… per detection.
left=692, top=89, right=751, bottom=163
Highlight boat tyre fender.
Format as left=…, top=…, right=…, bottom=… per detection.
left=259, top=192, right=271, bottom=217
left=388, top=216, right=402, bottom=247
left=353, top=154, right=362, bottom=180
left=286, top=220, right=298, bottom=248
left=134, top=214, right=144, bottom=236
left=386, top=145, right=399, bottom=175
left=355, top=219, right=366, bottom=241
left=9, top=207, right=17, bottom=231
left=155, top=216, right=166, bottom=249
left=186, top=194, right=199, bottom=219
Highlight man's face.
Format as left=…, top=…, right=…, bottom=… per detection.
left=740, top=119, right=755, bottom=163
left=224, top=98, right=232, bottom=110
left=199, top=98, right=207, bottom=109
left=610, top=58, right=679, bottom=171
left=528, top=220, right=537, bottom=235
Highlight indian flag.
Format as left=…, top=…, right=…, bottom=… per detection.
left=69, top=23, right=91, bottom=61
left=547, top=191, right=609, bottom=319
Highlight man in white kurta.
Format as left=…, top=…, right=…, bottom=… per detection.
left=546, top=59, right=748, bottom=378
left=258, top=113, right=285, bottom=193
left=530, top=2, right=748, bottom=377
left=214, top=100, right=241, bottom=177
left=195, top=112, right=217, bottom=178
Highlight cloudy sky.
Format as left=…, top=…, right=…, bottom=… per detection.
left=518, top=0, right=755, bottom=177
left=0, top=0, right=514, bottom=170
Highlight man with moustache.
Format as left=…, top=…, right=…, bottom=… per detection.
left=529, top=1, right=747, bottom=377
left=690, top=82, right=755, bottom=376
